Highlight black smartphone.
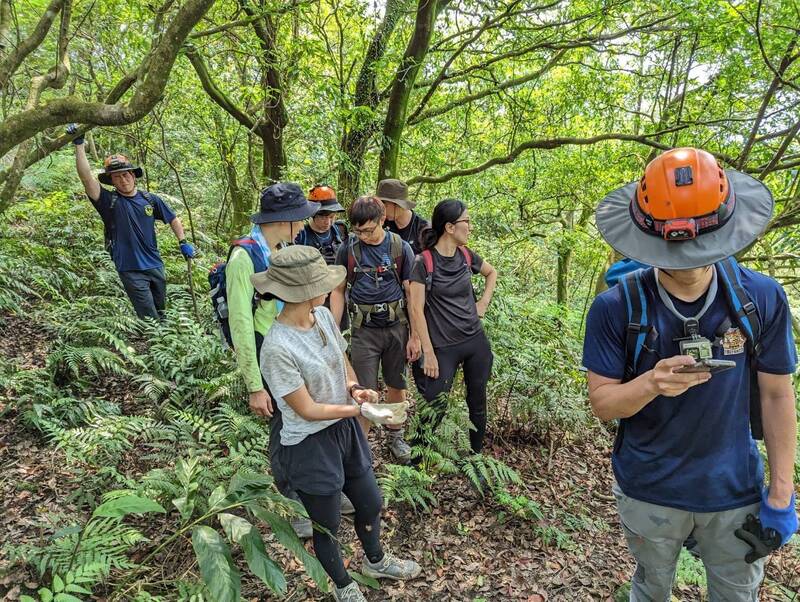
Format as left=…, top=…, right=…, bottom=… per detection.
left=675, top=359, right=736, bottom=374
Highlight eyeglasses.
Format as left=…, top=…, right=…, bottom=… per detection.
left=452, top=219, right=471, bottom=227
left=353, top=224, right=379, bottom=236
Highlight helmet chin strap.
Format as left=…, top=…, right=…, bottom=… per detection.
left=659, top=266, right=711, bottom=281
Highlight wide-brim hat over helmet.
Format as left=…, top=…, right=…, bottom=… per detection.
left=596, top=147, right=774, bottom=269
left=308, top=184, right=345, bottom=213
left=250, top=245, right=346, bottom=303
left=98, top=154, right=143, bottom=185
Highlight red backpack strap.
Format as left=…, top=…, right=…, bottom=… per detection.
left=346, top=234, right=357, bottom=284
left=459, top=246, right=472, bottom=270
left=421, top=249, right=434, bottom=274
left=421, top=249, right=434, bottom=293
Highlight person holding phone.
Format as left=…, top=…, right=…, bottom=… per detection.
left=254, top=245, right=421, bottom=602
left=407, top=199, right=497, bottom=460
left=584, top=148, right=797, bottom=601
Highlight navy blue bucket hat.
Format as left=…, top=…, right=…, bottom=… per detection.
left=251, top=182, right=320, bottom=224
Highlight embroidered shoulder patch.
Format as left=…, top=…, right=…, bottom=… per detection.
left=144, top=204, right=154, bottom=217
left=722, top=327, right=746, bottom=355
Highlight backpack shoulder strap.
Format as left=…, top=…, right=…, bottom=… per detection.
left=421, top=249, right=434, bottom=292
left=346, top=234, right=359, bottom=284
left=389, top=232, right=404, bottom=283
left=229, top=237, right=268, bottom=273
left=110, top=192, right=119, bottom=210
left=622, top=269, right=649, bottom=382
left=716, top=257, right=764, bottom=440
left=459, top=246, right=472, bottom=270
left=716, top=257, right=762, bottom=351
left=140, top=191, right=152, bottom=202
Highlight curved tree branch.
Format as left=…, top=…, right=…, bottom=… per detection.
left=185, top=44, right=256, bottom=130
left=0, top=0, right=66, bottom=89
left=408, top=49, right=567, bottom=125
left=407, top=126, right=730, bottom=185
left=0, top=0, right=215, bottom=159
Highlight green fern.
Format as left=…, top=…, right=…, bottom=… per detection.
left=379, top=465, right=438, bottom=512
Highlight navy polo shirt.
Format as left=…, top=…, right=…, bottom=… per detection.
left=92, top=188, right=176, bottom=272
left=583, top=266, right=796, bottom=512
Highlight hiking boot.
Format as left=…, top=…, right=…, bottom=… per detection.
left=334, top=581, right=366, bottom=602
left=290, top=515, right=313, bottom=539
left=341, top=493, right=355, bottom=515
left=386, top=428, right=412, bottom=464
left=362, top=553, right=422, bottom=581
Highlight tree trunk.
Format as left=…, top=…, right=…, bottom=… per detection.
left=0, top=0, right=71, bottom=210
left=377, top=0, right=444, bottom=181
left=0, top=0, right=12, bottom=56
left=338, top=0, right=405, bottom=201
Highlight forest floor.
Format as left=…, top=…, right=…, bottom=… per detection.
left=1, top=310, right=799, bottom=602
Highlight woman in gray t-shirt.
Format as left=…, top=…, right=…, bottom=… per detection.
left=251, top=245, right=421, bottom=602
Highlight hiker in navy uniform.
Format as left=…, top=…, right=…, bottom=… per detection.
left=67, top=124, right=194, bottom=320
left=295, top=185, right=347, bottom=265
left=377, top=179, right=429, bottom=255
left=584, top=147, right=798, bottom=600
left=330, top=196, right=417, bottom=463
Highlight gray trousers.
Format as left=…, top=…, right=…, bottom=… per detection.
left=118, top=268, right=166, bottom=320
left=613, top=483, right=765, bottom=602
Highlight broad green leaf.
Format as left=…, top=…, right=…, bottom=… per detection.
left=52, top=575, right=64, bottom=593
left=92, top=495, right=165, bottom=519
left=250, top=506, right=329, bottom=592
left=64, top=584, right=92, bottom=595
left=191, top=526, right=241, bottom=602
left=208, top=485, right=227, bottom=511
left=20, top=597, right=37, bottom=602
left=349, top=570, right=380, bottom=590
left=219, top=513, right=287, bottom=595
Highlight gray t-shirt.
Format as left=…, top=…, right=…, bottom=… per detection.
left=261, top=307, right=352, bottom=446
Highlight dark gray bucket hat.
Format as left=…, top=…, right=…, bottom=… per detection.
left=376, top=179, right=415, bottom=210
left=251, top=182, right=320, bottom=224
left=596, top=169, right=773, bottom=270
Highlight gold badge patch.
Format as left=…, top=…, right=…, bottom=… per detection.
left=144, top=204, right=154, bottom=217
left=722, top=327, right=746, bottom=355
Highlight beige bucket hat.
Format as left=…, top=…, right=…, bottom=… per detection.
left=250, top=245, right=346, bottom=303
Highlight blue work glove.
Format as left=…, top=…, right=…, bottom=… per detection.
left=759, top=489, right=798, bottom=547
left=179, top=240, right=195, bottom=259
left=734, top=489, right=797, bottom=563
left=66, top=123, right=84, bottom=145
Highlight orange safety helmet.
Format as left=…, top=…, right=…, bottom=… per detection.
left=633, top=148, right=734, bottom=241
left=308, top=185, right=337, bottom=202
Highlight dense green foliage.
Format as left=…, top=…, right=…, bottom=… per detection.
left=2, top=0, right=800, bottom=599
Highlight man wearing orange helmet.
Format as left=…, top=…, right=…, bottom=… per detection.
left=67, top=124, right=194, bottom=320
left=585, top=148, right=797, bottom=600
left=296, top=185, right=346, bottom=265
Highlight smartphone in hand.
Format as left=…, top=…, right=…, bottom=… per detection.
left=675, top=359, right=736, bottom=374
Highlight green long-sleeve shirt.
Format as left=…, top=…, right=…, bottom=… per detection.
left=226, top=246, right=279, bottom=393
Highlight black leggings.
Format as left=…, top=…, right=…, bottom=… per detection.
left=297, top=471, right=384, bottom=589
left=411, top=330, right=493, bottom=453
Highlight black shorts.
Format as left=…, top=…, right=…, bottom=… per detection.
left=271, top=417, right=373, bottom=496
